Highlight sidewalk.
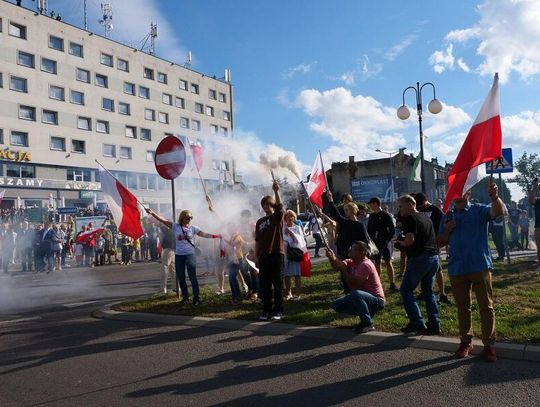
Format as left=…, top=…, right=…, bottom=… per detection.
left=93, top=305, right=540, bottom=364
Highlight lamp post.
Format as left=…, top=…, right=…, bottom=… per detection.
left=375, top=149, right=404, bottom=210
left=397, top=82, right=442, bottom=194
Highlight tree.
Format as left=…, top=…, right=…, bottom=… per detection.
left=508, top=152, right=540, bottom=196
left=470, top=176, right=511, bottom=205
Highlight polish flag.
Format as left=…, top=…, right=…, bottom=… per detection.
left=191, top=142, right=204, bottom=171
left=76, top=227, right=105, bottom=244
left=98, top=164, right=144, bottom=240
left=305, top=151, right=327, bottom=208
left=443, top=73, right=502, bottom=211
left=0, top=190, right=5, bottom=205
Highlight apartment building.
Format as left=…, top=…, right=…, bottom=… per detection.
left=0, top=0, right=234, bottom=214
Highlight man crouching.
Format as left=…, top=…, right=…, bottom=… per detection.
left=327, top=242, right=385, bottom=333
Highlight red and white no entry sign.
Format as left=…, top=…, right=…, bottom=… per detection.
left=154, top=136, right=186, bottom=180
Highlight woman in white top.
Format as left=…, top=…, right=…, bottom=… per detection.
left=146, top=208, right=221, bottom=306
left=283, top=210, right=307, bottom=300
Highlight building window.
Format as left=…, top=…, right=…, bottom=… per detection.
left=117, top=58, right=129, bottom=72
left=18, top=105, right=35, bottom=121
left=102, top=98, right=114, bottom=112
left=71, top=139, right=86, bottom=154
left=157, top=72, right=167, bottom=84
left=77, top=116, right=91, bottom=131
left=48, top=35, right=64, bottom=51
left=127, top=174, right=137, bottom=189
left=206, top=106, right=214, bottom=116
left=158, top=112, right=169, bottom=124
left=125, top=126, right=136, bottom=138
left=95, top=73, right=108, bottom=88
left=10, top=76, right=27, bottom=92
left=209, top=89, right=217, bottom=100
left=41, top=57, right=57, bottom=74
left=210, top=124, right=218, bottom=135
left=212, top=160, right=220, bottom=170
left=190, top=83, right=199, bottom=94
left=123, top=81, right=135, bottom=95
left=140, top=128, right=151, bottom=141
left=67, top=168, right=91, bottom=181
left=175, top=96, right=185, bottom=109
left=17, top=51, right=34, bottom=68
left=223, top=111, right=231, bottom=121
left=180, top=117, right=189, bottom=129
left=103, top=144, right=116, bottom=157
left=222, top=161, right=230, bottom=171
left=143, top=68, right=154, bottom=80
left=42, top=110, right=58, bottom=125
left=50, top=136, right=65, bottom=151
left=9, top=22, right=26, bottom=39
left=162, top=93, right=172, bottom=105
left=7, top=164, right=34, bottom=178
left=96, top=120, right=109, bottom=133
left=139, top=86, right=150, bottom=99
left=100, top=53, right=113, bottom=67
left=70, top=90, right=84, bottom=105
left=219, top=92, right=226, bottom=103
left=146, top=150, right=155, bottom=162
left=144, top=108, right=155, bottom=121
left=191, top=120, right=201, bottom=131
left=11, top=131, right=28, bottom=147
left=118, top=102, right=130, bottom=115
left=179, top=79, right=187, bottom=90
left=120, top=146, right=132, bottom=159
left=76, top=68, right=90, bottom=83
left=220, top=126, right=228, bottom=137
left=195, top=103, right=203, bottom=114
left=0, top=129, right=3, bottom=144
left=49, top=85, right=65, bottom=101
left=69, top=42, right=83, bottom=57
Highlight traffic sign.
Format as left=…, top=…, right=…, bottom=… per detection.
left=154, top=136, right=186, bottom=180
left=486, top=148, right=513, bottom=174
left=57, top=207, right=78, bottom=214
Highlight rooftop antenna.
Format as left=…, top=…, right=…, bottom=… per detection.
left=36, top=0, right=47, bottom=14
left=184, top=51, right=192, bottom=68
left=224, top=69, right=232, bottom=83
left=140, top=23, right=158, bottom=55
left=98, top=3, right=113, bottom=38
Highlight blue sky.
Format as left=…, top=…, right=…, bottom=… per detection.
left=29, top=0, right=540, bottom=199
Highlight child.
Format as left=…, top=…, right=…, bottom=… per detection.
left=519, top=210, right=530, bottom=250
left=74, top=242, right=83, bottom=267
left=95, top=234, right=105, bottom=266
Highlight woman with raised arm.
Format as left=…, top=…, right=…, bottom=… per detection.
left=146, top=208, right=221, bottom=306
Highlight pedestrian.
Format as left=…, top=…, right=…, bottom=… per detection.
left=159, top=224, right=176, bottom=294
left=529, top=178, right=540, bottom=265
left=507, top=201, right=521, bottom=251
left=95, top=233, right=105, bottom=266
left=51, top=224, right=63, bottom=271
left=17, top=221, right=33, bottom=272
left=436, top=182, right=504, bottom=362
left=283, top=210, right=306, bottom=300
left=327, top=241, right=385, bottom=333
left=519, top=210, right=530, bottom=250
left=33, top=224, right=44, bottom=272
left=367, top=197, right=398, bottom=292
left=41, top=222, right=54, bottom=273
left=395, top=195, right=441, bottom=335
left=224, top=230, right=250, bottom=305
left=74, top=241, right=83, bottom=267
left=145, top=208, right=221, bottom=306
left=488, top=213, right=506, bottom=262
left=308, top=211, right=324, bottom=258
left=1, top=224, right=17, bottom=274
left=254, top=180, right=285, bottom=320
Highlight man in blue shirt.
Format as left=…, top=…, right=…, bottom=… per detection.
left=437, top=182, right=504, bottom=362
left=528, top=178, right=540, bottom=265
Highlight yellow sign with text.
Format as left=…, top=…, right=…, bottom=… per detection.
left=0, top=149, right=31, bottom=162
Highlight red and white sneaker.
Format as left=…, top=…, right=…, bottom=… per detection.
left=454, top=342, right=473, bottom=359
left=481, top=345, right=497, bottom=362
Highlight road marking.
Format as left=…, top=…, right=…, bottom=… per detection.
left=63, top=301, right=99, bottom=308
left=0, top=316, right=42, bottom=326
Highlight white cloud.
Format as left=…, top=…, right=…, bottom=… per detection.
left=423, top=103, right=471, bottom=138
left=337, top=55, right=382, bottom=85
left=384, top=35, right=417, bottom=61
left=282, top=63, right=314, bottom=79
left=431, top=0, right=540, bottom=83
left=429, top=44, right=455, bottom=73
left=457, top=58, right=471, bottom=72
left=502, top=110, right=540, bottom=147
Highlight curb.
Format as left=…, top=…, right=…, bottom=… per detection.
left=92, top=307, right=540, bottom=363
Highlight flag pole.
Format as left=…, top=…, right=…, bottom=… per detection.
left=95, top=160, right=147, bottom=210
left=185, top=137, right=214, bottom=212
left=300, top=181, right=328, bottom=248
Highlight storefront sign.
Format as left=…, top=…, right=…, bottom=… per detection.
left=0, top=176, right=101, bottom=191
left=351, top=176, right=392, bottom=203
left=79, top=190, right=96, bottom=199
left=0, top=149, right=31, bottom=162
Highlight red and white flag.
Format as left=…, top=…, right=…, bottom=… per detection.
left=98, top=164, right=144, bottom=240
left=76, top=227, right=105, bottom=244
left=305, top=151, right=327, bottom=208
left=443, top=73, right=502, bottom=211
left=190, top=142, right=204, bottom=171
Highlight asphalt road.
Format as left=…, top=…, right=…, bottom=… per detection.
left=0, top=260, right=539, bottom=406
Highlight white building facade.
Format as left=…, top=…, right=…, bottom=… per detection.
left=0, top=0, right=234, bottom=215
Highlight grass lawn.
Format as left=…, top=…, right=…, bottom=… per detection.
left=114, top=258, right=540, bottom=344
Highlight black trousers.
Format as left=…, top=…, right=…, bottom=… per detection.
left=259, top=253, right=283, bottom=315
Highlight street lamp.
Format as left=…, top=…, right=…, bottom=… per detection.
left=397, top=82, right=442, bottom=194
left=375, top=148, right=405, bottom=208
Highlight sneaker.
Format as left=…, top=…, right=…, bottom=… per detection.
left=271, top=313, right=283, bottom=321
left=454, top=342, right=474, bottom=359
left=425, top=323, right=442, bottom=335
left=481, top=345, right=497, bottom=362
left=354, top=323, right=375, bottom=334
left=179, top=298, right=190, bottom=305
left=400, top=322, right=427, bottom=334
left=439, top=294, right=452, bottom=305
left=192, top=299, right=201, bottom=306
left=215, top=289, right=224, bottom=295
left=389, top=282, right=399, bottom=293
left=259, top=313, right=270, bottom=321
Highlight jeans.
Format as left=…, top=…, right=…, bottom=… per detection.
left=176, top=254, right=199, bottom=301
left=313, top=233, right=323, bottom=256
left=400, top=252, right=440, bottom=328
left=45, top=251, right=54, bottom=272
left=259, top=253, right=283, bottom=315
left=489, top=225, right=505, bottom=259
left=229, top=262, right=242, bottom=300
left=332, top=290, right=385, bottom=326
